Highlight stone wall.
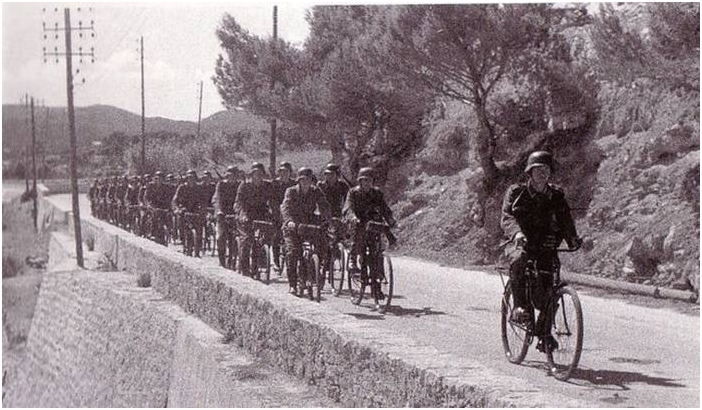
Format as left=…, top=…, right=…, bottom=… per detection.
left=4, top=231, right=334, bottom=407
left=40, top=195, right=587, bottom=407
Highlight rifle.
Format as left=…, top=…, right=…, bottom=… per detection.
left=214, top=169, right=224, bottom=180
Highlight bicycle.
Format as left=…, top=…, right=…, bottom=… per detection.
left=127, top=204, right=141, bottom=235
left=217, top=214, right=239, bottom=270
left=292, top=223, right=324, bottom=302
left=148, top=207, right=171, bottom=246
left=204, top=207, right=217, bottom=257
left=499, top=241, right=583, bottom=381
left=348, top=220, right=394, bottom=312
left=248, top=220, right=273, bottom=283
left=180, top=211, right=204, bottom=257
left=327, top=217, right=347, bottom=297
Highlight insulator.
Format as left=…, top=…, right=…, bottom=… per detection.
left=82, top=78, right=85, bottom=83
left=55, top=58, right=59, bottom=63
left=79, top=33, right=83, bottom=38
left=91, top=58, right=95, bottom=63
left=76, top=68, right=80, bottom=74
left=91, top=33, right=95, bottom=38
left=54, top=34, right=58, bottom=39
left=43, top=58, right=47, bottom=63
left=43, top=34, right=47, bottom=39
left=77, top=7, right=81, bottom=12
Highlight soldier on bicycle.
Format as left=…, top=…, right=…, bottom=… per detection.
left=501, top=151, right=581, bottom=353
left=89, top=178, right=100, bottom=216
left=281, top=167, right=332, bottom=294
left=115, top=175, right=130, bottom=226
left=213, top=165, right=241, bottom=267
left=271, top=161, right=296, bottom=271
left=234, top=162, right=274, bottom=276
left=343, top=167, right=396, bottom=273
left=173, top=169, right=205, bottom=256
left=124, top=175, right=141, bottom=231
left=143, top=171, right=172, bottom=245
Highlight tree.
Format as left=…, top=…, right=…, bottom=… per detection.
left=213, top=15, right=304, bottom=119
left=589, top=3, right=699, bottom=92
left=375, top=4, right=567, bottom=187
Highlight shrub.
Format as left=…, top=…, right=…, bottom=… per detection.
left=136, top=272, right=151, bottom=288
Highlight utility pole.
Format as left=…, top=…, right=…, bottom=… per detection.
left=269, top=5, right=278, bottom=178
left=30, top=98, right=38, bottom=232
left=43, top=7, right=95, bottom=268
left=140, top=36, right=146, bottom=174
left=24, top=93, right=30, bottom=192
left=196, top=80, right=203, bottom=137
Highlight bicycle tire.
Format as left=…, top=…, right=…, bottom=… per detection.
left=227, top=234, right=238, bottom=270
left=251, top=241, right=260, bottom=279
left=379, top=255, right=394, bottom=311
left=312, top=254, right=322, bottom=303
left=546, top=286, right=584, bottom=381
left=263, top=244, right=271, bottom=284
left=329, top=243, right=345, bottom=296
left=501, top=282, right=531, bottom=364
left=352, top=256, right=367, bottom=306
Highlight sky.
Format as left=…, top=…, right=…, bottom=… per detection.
left=2, top=1, right=315, bottom=120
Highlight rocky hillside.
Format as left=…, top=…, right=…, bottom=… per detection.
left=391, top=86, right=699, bottom=292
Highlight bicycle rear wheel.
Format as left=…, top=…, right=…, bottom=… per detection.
left=329, top=243, right=345, bottom=296
left=501, top=282, right=531, bottom=364
left=546, top=286, right=584, bottom=381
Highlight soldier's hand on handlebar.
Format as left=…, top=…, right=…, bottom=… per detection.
left=567, top=236, right=583, bottom=250
left=514, top=232, right=527, bottom=248
left=286, top=221, right=296, bottom=229
left=387, top=217, right=397, bottom=228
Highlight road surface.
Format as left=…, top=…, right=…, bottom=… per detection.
left=50, top=193, right=700, bottom=407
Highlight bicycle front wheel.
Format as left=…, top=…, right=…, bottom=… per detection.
left=546, top=286, right=584, bottom=381
left=329, top=243, right=345, bottom=296
left=378, top=255, right=393, bottom=311
left=262, top=244, right=271, bottom=284
left=500, top=282, right=530, bottom=364
left=312, top=254, right=322, bottom=303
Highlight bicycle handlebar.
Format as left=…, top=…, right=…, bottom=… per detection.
left=499, top=237, right=583, bottom=252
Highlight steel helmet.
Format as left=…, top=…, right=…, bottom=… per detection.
left=250, top=162, right=265, bottom=173
left=296, top=167, right=314, bottom=180
left=278, top=161, right=292, bottom=171
left=357, top=167, right=374, bottom=180
left=226, top=165, right=238, bottom=173
left=525, top=151, right=553, bottom=173
left=324, top=163, right=341, bottom=175
left=186, top=169, right=197, bottom=177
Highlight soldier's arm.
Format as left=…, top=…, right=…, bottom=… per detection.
left=500, top=185, right=523, bottom=240
left=377, top=190, right=394, bottom=222
left=342, top=190, right=360, bottom=222
left=316, top=189, right=333, bottom=224
left=171, top=185, right=183, bottom=210
left=212, top=182, right=223, bottom=214
left=234, top=183, right=248, bottom=219
left=280, top=187, right=294, bottom=225
left=555, top=190, right=579, bottom=245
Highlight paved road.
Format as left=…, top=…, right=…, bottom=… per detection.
left=50, top=194, right=700, bottom=407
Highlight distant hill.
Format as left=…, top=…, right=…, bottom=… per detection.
left=1, top=104, right=268, bottom=156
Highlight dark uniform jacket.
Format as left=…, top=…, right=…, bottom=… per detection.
left=138, top=183, right=148, bottom=205
left=115, top=183, right=128, bottom=205
left=107, top=183, right=117, bottom=202
left=98, top=184, right=108, bottom=200
left=172, top=183, right=203, bottom=213
left=342, top=186, right=393, bottom=223
left=317, top=180, right=350, bottom=218
left=144, top=182, right=173, bottom=210
left=234, top=180, right=274, bottom=222
left=199, top=182, right=216, bottom=209
left=281, top=184, right=332, bottom=226
left=501, top=183, right=578, bottom=251
left=212, top=179, right=240, bottom=215
left=124, top=184, right=140, bottom=206
left=89, top=183, right=98, bottom=201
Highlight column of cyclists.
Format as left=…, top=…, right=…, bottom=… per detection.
left=88, top=162, right=398, bottom=312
